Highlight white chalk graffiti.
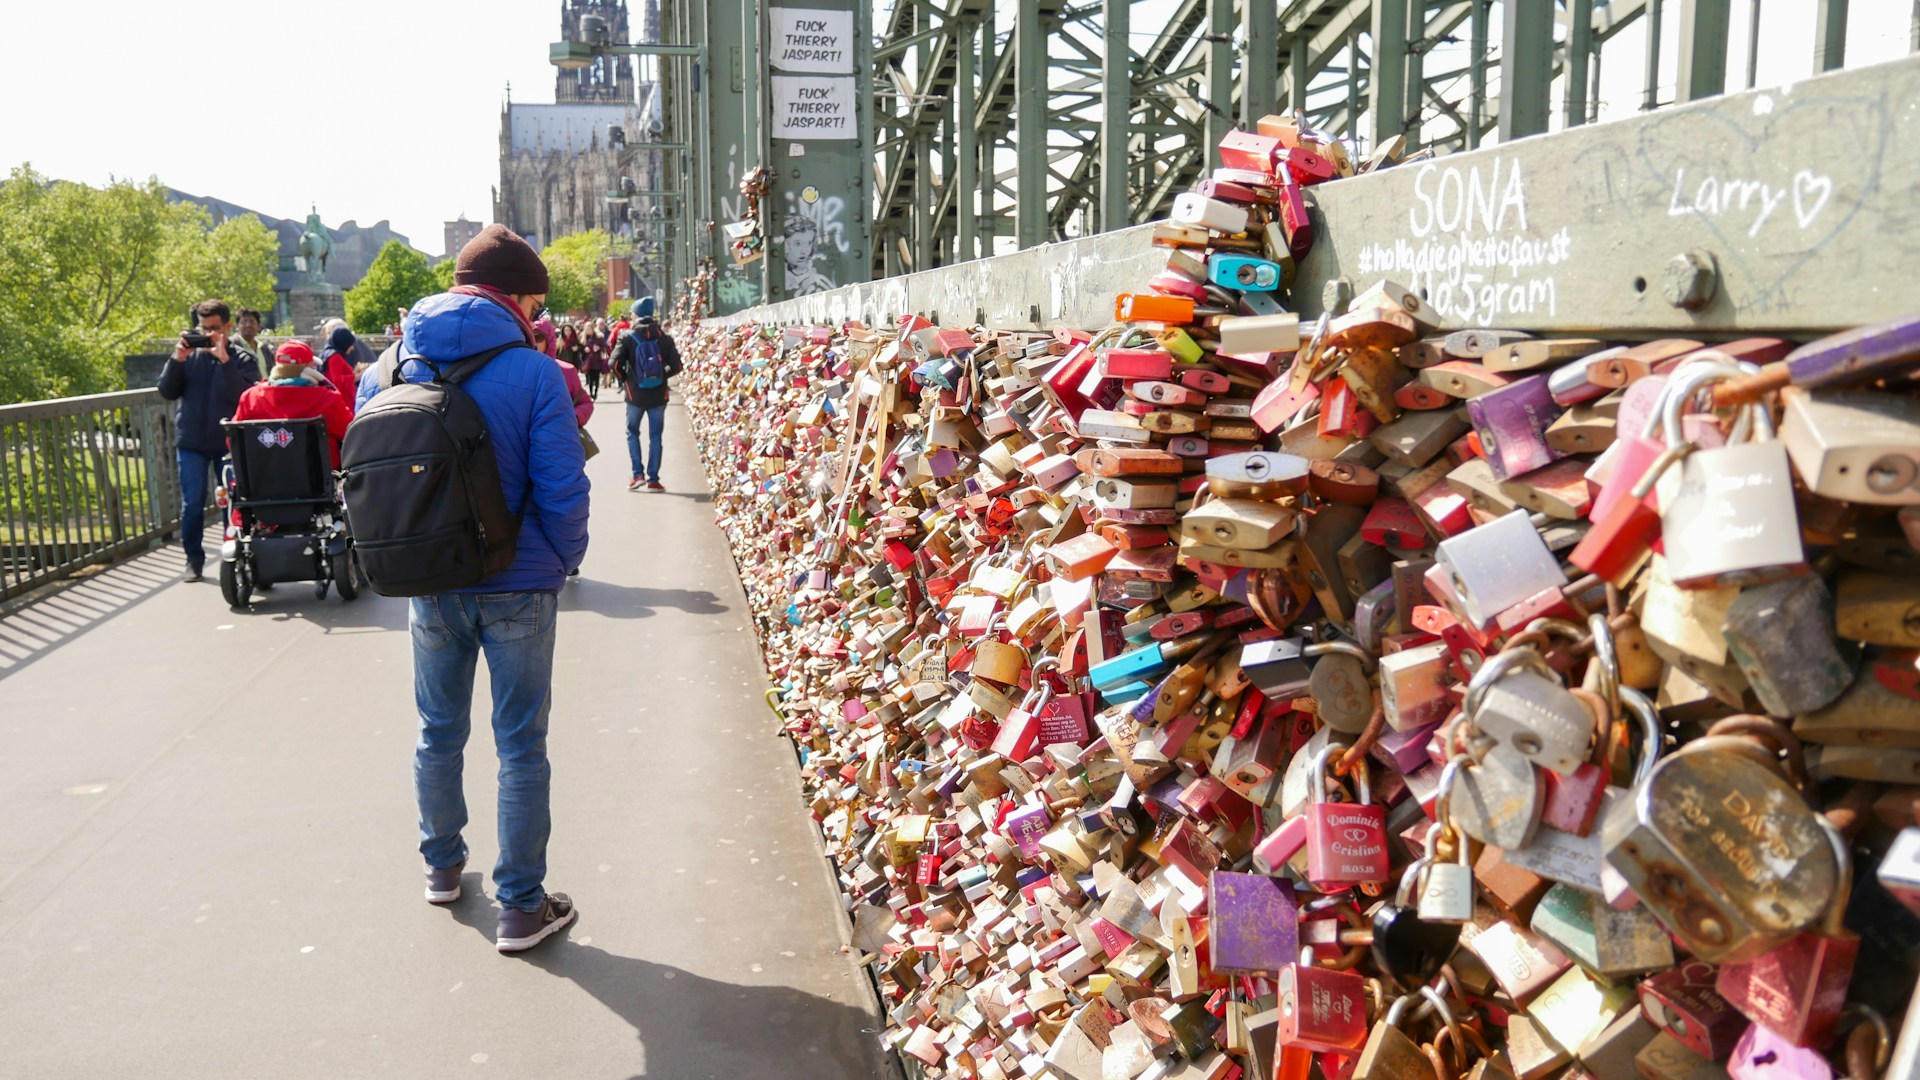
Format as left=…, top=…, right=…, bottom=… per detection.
left=1666, top=166, right=1834, bottom=237
left=1356, top=157, right=1572, bottom=327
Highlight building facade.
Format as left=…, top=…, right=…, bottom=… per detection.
left=494, top=0, right=663, bottom=251
left=443, top=215, right=484, bottom=260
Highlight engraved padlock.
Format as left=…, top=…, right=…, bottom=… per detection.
left=1276, top=944, right=1370, bottom=1054
left=1465, top=645, right=1594, bottom=778
left=1350, top=986, right=1453, bottom=1079
left=1419, top=769, right=1476, bottom=924
left=1306, top=637, right=1377, bottom=735
left=1305, top=747, right=1389, bottom=891
left=1601, top=718, right=1837, bottom=964
left=1715, top=818, right=1858, bottom=1050
left=1648, top=358, right=1807, bottom=589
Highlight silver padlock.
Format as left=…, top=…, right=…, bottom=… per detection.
left=1466, top=647, right=1593, bottom=777
left=1418, top=771, right=1475, bottom=924
left=1778, top=386, right=1920, bottom=505
left=1722, top=575, right=1858, bottom=718
left=1434, top=509, right=1568, bottom=630
left=1450, top=739, right=1544, bottom=852
left=1306, top=638, right=1376, bottom=734
left=1649, top=358, right=1806, bottom=589
left=1378, top=640, right=1451, bottom=732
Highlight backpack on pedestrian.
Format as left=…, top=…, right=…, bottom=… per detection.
left=339, top=346, right=521, bottom=596
left=619, top=330, right=667, bottom=392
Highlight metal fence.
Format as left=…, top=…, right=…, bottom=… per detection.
left=0, top=389, right=188, bottom=602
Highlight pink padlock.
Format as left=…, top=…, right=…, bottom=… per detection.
left=1727, top=1022, right=1833, bottom=1079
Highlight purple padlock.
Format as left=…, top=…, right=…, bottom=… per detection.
left=1371, top=720, right=1443, bottom=775
left=1207, top=870, right=1297, bottom=975
left=1466, top=373, right=1567, bottom=480
left=1726, top=1022, right=1833, bottom=1080
left=1004, top=803, right=1052, bottom=861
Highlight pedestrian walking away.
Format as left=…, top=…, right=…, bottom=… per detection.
left=611, top=296, right=682, bottom=492
left=351, top=223, right=590, bottom=954
left=157, top=299, right=259, bottom=581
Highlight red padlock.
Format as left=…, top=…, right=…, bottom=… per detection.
left=1305, top=748, right=1389, bottom=891
left=1639, top=959, right=1750, bottom=1061
left=1715, top=820, right=1859, bottom=1048
left=1276, top=947, right=1370, bottom=1053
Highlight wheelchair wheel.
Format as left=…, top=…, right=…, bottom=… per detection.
left=220, top=558, right=250, bottom=611
left=335, top=550, right=361, bottom=601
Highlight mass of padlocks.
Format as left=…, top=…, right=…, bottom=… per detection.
left=679, top=113, right=1920, bottom=1080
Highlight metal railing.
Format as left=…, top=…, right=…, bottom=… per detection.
left=0, top=389, right=187, bottom=602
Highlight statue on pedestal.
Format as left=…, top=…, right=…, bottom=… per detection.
left=298, top=209, right=332, bottom=285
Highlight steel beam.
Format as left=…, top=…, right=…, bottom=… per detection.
left=1566, top=0, right=1595, bottom=127
left=1287, top=31, right=1309, bottom=114
left=957, top=17, right=978, bottom=260
left=1645, top=0, right=1665, bottom=108
left=1017, top=0, right=1047, bottom=249
left=1815, top=0, right=1848, bottom=71
left=1101, top=0, right=1131, bottom=232
left=1500, top=0, right=1553, bottom=139
left=1469, top=0, right=1487, bottom=146
left=1243, top=0, right=1279, bottom=123
left=1206, top=0, right=1235, bottom=153
left=1404, top=0, right=1425, bottom=146
left=1677, top=0, right=1730, bottom=102
left=1370, top=0, right=1409, bottom=147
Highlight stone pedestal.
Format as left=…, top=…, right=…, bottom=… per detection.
left=288, top=284, right=346, bottom=336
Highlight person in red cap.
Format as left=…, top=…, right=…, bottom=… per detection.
left=230, top=341, right=355, bottom=468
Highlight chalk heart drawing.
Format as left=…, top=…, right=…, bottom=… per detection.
left=1636, top=95, right=1884, bottom=307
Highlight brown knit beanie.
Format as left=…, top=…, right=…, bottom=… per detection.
left=453, top=224, right=550, bottom=294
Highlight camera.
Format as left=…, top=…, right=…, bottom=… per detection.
left=181, top=329, right=214, bottom=349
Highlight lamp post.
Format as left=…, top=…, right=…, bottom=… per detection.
left=551, top=17, right=713, bottom=311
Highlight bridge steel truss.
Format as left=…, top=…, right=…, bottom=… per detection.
left=866, top=0, right=1884, bottom=279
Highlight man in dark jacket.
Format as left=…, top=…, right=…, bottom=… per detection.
left=157, top=299, right=258, bottom=580
left=355, top=224, right=589, bottom=954
left=611, top=296, right=683, bottom=492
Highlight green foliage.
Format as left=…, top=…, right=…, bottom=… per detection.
left=343, top=240, right=436, bottom=334
left=0, top=164, right=281, bottom=404
left=429, top=257, right=457, bottom=294
left=539, top=230, right=610, bottom=316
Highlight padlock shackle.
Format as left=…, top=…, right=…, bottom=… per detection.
left=1304, top=638, right=1378, bottom=673
left=1587, top=611, right=1622, bottom=727
left=1618, top=686, right=1665, bottom=787
left=1652, top=357, right=1771, bottom=448
left=1819, top=817, right=1855, bottom=937
left=1705, top=715, right=1812, bottom=791
left=1463, top=646, right=1555, bottom=722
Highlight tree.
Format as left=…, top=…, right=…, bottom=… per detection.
left=540, top=230, right=610, bottom=316
left=0, top=164, right=281, bottom=403
left=344, top=240, right=435, bottom=334
left=429, top=257, right=457, bottom=294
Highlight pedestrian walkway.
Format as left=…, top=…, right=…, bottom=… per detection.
left=0, top=401, right=890, bottom=1080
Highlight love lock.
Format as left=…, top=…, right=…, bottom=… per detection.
left=1449, top=739, right=1545, bottom=852
left=1370, top=820, right=1465, bottom=990
left=1466, top=644, right=1593, bottom=777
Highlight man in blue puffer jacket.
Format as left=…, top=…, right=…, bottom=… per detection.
left=356, top=224, right=590, bottom=954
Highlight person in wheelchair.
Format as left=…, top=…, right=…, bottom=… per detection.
left=216, top=342, right=360, bottom=609
left=231, top=341, right=353, bottom=466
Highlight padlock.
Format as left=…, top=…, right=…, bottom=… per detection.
left=1464, top=646, right=1594, bottom=778
left=1180, top=496, right=1296, bottom=549
left=970, top=622, right=1027, bottom=686
left=1434, top=510, right=1568, bottom=630
left=1467, top=374, right=1567, bottom=481
left=1369, top=827, right=1464, bottom=991
left=1650, top=359, right=1807, bottom=589
left=1305, top=748, right=1389, bottom=890
left=1275, top=945, right=1369, bottom=1054
left=1207, top=869, right=1297, bottom=975
left=1450, top=741, right=1545, bottom=852
left=1778, top=388, right=1920, bottom=505
left=1529, top=881, right=1675, bottom=976
left=1378, top=640, right=1451, bottom=731
left=1419, top=785, right=1476, bottom=923
left=1351, top=986, right=1452, bottom=1079
left=1602, top=720, right=1838, bottom=964
left=1726, top=1022, right=1834, bottom=1079
left=1639, top=959, right=1749, bottom=1062
left=1722, top=575, right=1858, bottom=718
left=1306, top=639, right=1377, bottom=734
left=1715, top=818, right=1858, bottom=1049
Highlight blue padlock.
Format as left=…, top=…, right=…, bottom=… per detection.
left=1089, top=643, right=1167, bottom=690
left=1209, top=254, right=1283, bottom=292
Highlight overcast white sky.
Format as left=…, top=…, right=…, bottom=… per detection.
left=1, top=1, right=1913, bottom=258
left=1, top=0, right=566, bottom=257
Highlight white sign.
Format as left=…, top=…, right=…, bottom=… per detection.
left=770, top=7, right=855, bottom=73
left=772, top=75, right=857, bottom=140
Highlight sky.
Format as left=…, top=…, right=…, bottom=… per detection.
left=0, top=0, right=569, bottom=257
left=1, top=1, right=1914, bottom=259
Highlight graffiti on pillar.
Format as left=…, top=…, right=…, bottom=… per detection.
left=715, top=274, right=760, bottom=308
left=782, top=184, right=849, bottom=295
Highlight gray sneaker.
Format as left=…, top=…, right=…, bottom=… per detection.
left=424, top=860, right=465, bottom=904
left=496, top=893, right=577, bottom=953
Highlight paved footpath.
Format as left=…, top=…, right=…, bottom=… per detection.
left=0, top=400, right=890, bottom=1080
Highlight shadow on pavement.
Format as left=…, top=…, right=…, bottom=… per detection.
left=445, top=876, right=885, bottom=1079
left=558, top=580, right=731, bottom=619
left=0, top=535, right=206, bottom=682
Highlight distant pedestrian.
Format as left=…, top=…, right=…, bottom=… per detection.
left=157, top=299, right=259, bottom=581
left=611, top=296, right=682, bottom=493
left=581, top=318, right=610, bottom=398
left=319, top=327, right=361, bottom=410
left=353, top=223, right=588, bottom=954
left=232, top=308, right=270, bottom=377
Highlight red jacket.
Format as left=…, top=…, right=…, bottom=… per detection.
left=230, top=381, right=354, bottom=468
left=556, top=358, right=593, bottom=426
left=322, top=354, right=357, bottom=412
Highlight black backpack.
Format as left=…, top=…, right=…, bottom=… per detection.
left=340, top=345, right=521, bottom=596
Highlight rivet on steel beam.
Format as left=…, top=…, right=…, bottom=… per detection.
left=1662, top=249, right=1719, bottom=311
left=1322, top=277, right=1354, bottom=317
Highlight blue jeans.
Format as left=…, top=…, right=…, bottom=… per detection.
left=626, top=403, right=667, bottom=482
left=410, top=592, right=558, bottom=912
left=176, top=448, right=220, bottom=568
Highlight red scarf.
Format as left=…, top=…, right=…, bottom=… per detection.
left=450, top=284, right=537, bottom=346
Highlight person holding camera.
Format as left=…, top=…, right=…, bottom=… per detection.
left=157, top=299, right=259, bottom=581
